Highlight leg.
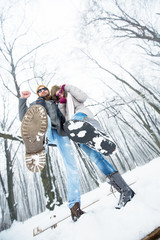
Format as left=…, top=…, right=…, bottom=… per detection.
left=72, top=114, right=116, bottom=175
left=80, top=144, right=135, bottom=209
left=46, top=116, right=55, bottom=144
left=51, top=130, right=81, bottom=208
left=79, top=144, right=116, bottom=175
left=107, top=171, right=135, bottom=209
left=64, top=116, right=116, bottom=155
left=52, top=131, right=85, bottom=221
left=73, top=114, right=135, bottom=208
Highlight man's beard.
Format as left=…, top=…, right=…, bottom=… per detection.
left=43, top=93, right=52, bottom=101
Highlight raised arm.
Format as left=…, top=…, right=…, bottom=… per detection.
left=64, top=84, right=88, bottom=103
left=19, top=91, right=31, bottom=121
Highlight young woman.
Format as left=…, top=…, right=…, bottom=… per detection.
left=51, top=84, right=135, bottom=211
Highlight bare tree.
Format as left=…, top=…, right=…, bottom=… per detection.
left=1, top=125, right=17, bottom=223
left=84, top=0, right=160, bottom=57
left=0, top=3, right=59, bottom=229
left=41, top=148, right=63, bottom=210
left=0, top=11, right=58, bottom=97
left=79, top=0, right=160, bottom=163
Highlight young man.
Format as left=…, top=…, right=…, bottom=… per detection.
left=19, top=85, right=84, bottom=221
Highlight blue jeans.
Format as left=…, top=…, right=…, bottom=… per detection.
left=46, top=117, right=81, bottom=208
left=46, top=115, right=116, bottom=208
left=72, top=113, right=116, bottom=176
left=79, top=144, right=116, bottom=175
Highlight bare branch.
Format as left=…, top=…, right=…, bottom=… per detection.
left=15, top=37, right=59, bottom=68
left=85, top=0, right=160, bottom=56
left=0, top=171, right=7, bottom=195
left=0, top=132, right=23, bottom=143
left=81, top=50, right=160, bottom=114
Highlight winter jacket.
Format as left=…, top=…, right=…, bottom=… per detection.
left=58, top=84, right=94, bottom=121
left=19, top=98, right=67, bottom=136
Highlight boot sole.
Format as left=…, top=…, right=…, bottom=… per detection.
left=25, top=150, right=46, bottom=172
left=21, top=105, right=48, bottom=172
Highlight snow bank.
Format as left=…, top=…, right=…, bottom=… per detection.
left=0, top=158, right=160, bottom=240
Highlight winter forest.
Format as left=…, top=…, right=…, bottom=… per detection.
left=0, top=0, right=160, bottom=231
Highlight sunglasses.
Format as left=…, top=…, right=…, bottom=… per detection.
left=56, top=89, right=62, bottom=97
left=37, top=87, right=48, bottom=94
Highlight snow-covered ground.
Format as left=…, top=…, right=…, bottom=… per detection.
left=0, top=157, right=160, bottom=240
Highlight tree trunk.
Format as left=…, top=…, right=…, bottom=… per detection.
left=41, top=148, right=63, bottom=210
left=4, top=139, right=17, bottom=222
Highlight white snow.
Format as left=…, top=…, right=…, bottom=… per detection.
left=70, top=133, right=75, bottom=137
left=68, top=122, right=84, bottom=130
left=31, top=155, right=41, bottom=166
left=77, top=130, right=87, bottom=138
left=0, top=157, right=160, bottom=240
left=36, top=132, right=45, bottom=141
left=36, top=136, right=41, bottom=142
left=92, top=136, right=108, bottom=152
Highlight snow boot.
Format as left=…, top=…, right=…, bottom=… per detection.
left=107, top=171, right=135, bottom=209
left=70, top=202, right=85, bottom=222
left=21, top=105, right=48, bottom=172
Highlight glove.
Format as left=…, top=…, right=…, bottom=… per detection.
left=61, top=84, right=66, bottom=92
left=60, top=97, right=67, bottom=103
left=36, top=97, right=45, bottom=107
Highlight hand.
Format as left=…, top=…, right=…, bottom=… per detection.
left=60, top=97, right=67, bottom=103
left=21, top=91, right=31, bottom=99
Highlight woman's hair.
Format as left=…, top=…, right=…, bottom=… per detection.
left=51, top=85, right=61, bottom=102
left=51, top=85, right=67, bottom=102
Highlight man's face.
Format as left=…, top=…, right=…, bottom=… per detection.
left=37, top=87, right=49, bottom=97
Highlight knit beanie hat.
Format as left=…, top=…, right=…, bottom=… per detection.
left=36, top=85, right=52, bottom=100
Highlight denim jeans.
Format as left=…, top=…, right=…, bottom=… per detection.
left=46, top=117, right=81, bottom=208
left=72, top=113, right=116, bottom=175
left=79, top=144, right=116, bottom=175
left=46, top=114, right=116, bottom=208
